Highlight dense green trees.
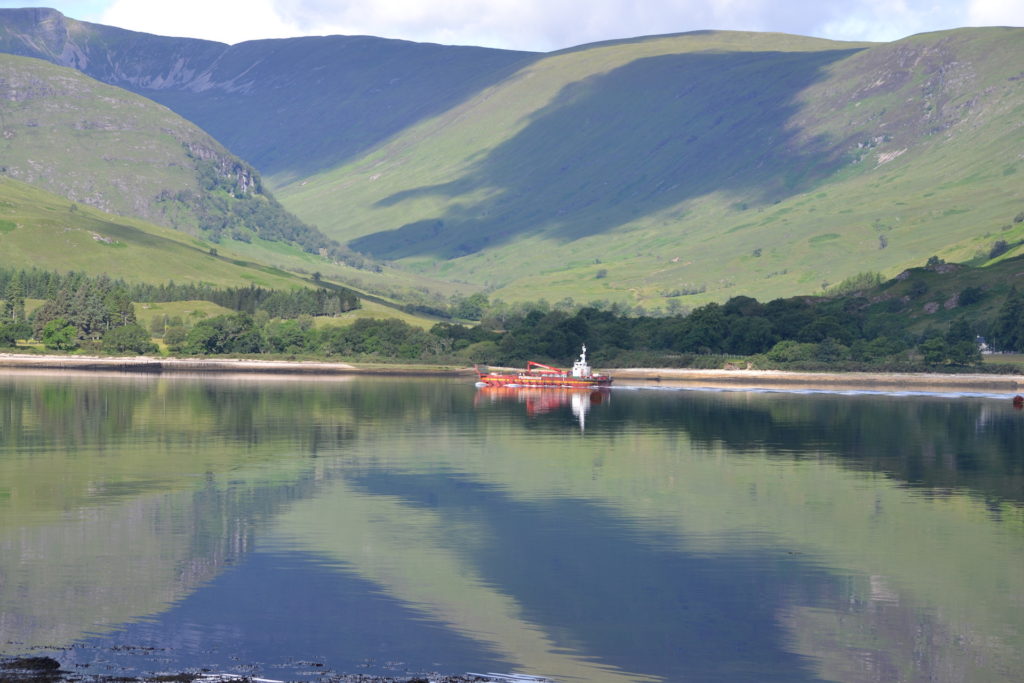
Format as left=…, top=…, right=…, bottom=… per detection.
left=990, top=288, right=1024, bottom=352
left=0, top=324, right=16, bottom=347
left=0, top=267, right=360, bottom=320
left=33, top=274, right=137, bottom=341
left=264, top=318, right=313, bottom=353
left=320, top=318, right=441, bottom=359
left=3, top=272, right=25, bottom=322
left=457, top=294, right=990, bottom=370
left=128, top=281, right=359, bottom=318
left=183, top=313, right=265, bottom=355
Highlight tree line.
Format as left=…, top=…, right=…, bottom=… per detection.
left=0, top=267, right=359, bottom=318
left=463, top=297, right=986, bottom=370
left=0, top=267, right=362, bottom=354
left=3, top=265, right=1024, bottom=370
left=122, top=292, right=1012, bottom=371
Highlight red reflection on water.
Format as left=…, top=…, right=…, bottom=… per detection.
left=474, top=386, right=610, bottom=430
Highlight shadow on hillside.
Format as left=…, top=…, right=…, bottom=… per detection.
left=0, top=12, right=539, bottom=182
left=138, top=37, right=539, bottom=181
left=351, top=47, right=864, bottom=260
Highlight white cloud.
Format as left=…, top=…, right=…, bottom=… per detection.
left=967, top=0, right=1024, bottom=26
left=815, top=0, right=978, bottom=42
left=100, top=0, right=298, bottom=44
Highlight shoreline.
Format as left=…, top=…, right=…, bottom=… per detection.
left=612, top=367, right=1024, bottom=393
left=0, top=656, right=502, bottom=683
left=1, top=353, right=1022, bottom=393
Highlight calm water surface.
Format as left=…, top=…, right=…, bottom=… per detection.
left=1, top=373, right=1022, bottom=682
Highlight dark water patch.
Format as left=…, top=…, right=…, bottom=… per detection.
left=50, top=551, right=513, bottom=681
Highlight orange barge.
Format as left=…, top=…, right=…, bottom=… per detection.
left=475, top=345, right=612, bottom=389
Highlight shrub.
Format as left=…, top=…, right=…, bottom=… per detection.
left=163, top=325, right=188, bottom=351
left=919, top=337, right=948, bottom=365
left=989, top=240, right=1010, bottom=259
left=265, top=319, right=312, bottom=353
left=958, top=286, right=985, bottom=306
left=765, top=340, right=818, bottom=363
left=908, top=280, right=929, bottom=298
left=41, top=318, right=78, bottom=351
left=183, top=313, right=265, bottom=355
left=0, top=323, right=16, bottom=347
left=102, top=323, right=157, bottom=355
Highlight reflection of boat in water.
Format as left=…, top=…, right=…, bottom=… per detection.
left=475, top=345, right=612, bottom=389
left=474, top=385, right=609, bottom=431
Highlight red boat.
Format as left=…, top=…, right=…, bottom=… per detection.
left=475, top=345, right=613, bottom=388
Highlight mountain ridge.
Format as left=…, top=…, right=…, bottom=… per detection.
left=0, top=7, right=537, bottom=182
left=1, top=9, right=1022, bottom=310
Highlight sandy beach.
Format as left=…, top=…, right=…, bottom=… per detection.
left=1, top=352, right=1022, bottom=393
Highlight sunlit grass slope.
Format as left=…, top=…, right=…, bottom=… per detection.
left=280, top=28, right=1024, bottom=307
left=0, top=175, right=455, bottom=327
left=0, top=52, right=352, bottom=280
left=0, top=53, right=229, bottom=232
left=0, top=175, right=303, bottom=289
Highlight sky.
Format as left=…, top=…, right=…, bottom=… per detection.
left=2, top=0, right=1023, bottom=51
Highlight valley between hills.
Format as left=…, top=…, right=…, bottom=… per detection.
left=0, top=7, right=1022, bottom=368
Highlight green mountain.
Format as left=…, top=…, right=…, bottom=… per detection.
left=2, top=9, right=1022, bottom=310
left=278, top=28, right=1024, bottom=307
left=0, top=7, right=535, bottom=184
left=0, top=51, right=345, bottom=260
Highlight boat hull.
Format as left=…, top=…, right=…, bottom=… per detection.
left=476, top=373, right=612, bottom=389
left=475, top=347, right=612, bottom=389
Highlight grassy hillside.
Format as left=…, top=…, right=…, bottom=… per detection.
left=0, top=174, right=306, bottom=289
left=0, top=52, right=343, bottom=261
left=0, top=176, right=459, bottom=329
left=0, top=52, right=212, bottom=225
left=839, top=251, right=1024, bottom=337
left=278, top=28, right=1024, bottom=308
left=0, top=7, right=535, bottom=184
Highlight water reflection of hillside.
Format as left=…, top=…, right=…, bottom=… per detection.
left=606, top=389, right=1024, bottom=505
left=0, top=374, right=361, bottom=649
left=3, top=376, right=1022, bottom=682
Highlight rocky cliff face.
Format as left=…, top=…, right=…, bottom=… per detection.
left=0, top=8, right=228, bottom=91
